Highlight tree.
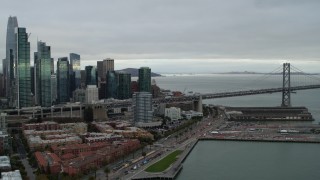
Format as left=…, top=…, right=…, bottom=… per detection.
left=142, top=151, right=147, bottom=159
left=84, top=107, right=94, bottom=123
left=104, top=167, right=110, bottom=180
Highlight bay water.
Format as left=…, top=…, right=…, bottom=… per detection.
left=152, top=74, right=320, bottom=180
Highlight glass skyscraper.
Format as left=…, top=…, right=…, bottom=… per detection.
left=70, top=53, right=80, bottom=92
left=5, top=16, right=18, bottom=106
left=117, top=72, right=131, bottom=99
left=16, top=27, right=32, bottom=108
left=106, top=71, right=117, bottom=99
left=57, top=57, right=69, bottom=103
left=133, top=92, right=153, bottom=125
left=138, top=67, right=151, bottom=92
left=85, top=66, right=97, bottom=86
left=35, top=41, right=52, bottom=107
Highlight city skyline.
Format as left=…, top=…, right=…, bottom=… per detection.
left=1, top=1, right=320, bottom=73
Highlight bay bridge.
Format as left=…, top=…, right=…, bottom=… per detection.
left=3, top=63, right=320, bottom=119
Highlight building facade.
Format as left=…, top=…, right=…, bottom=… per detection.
left=133, top=92, right=153, bottom=125
left=85, top=85, right=99, bottom=103
left=138, top=67, right=151, bottom=93
left=85, top=66, right=97, bottom=86
left=57, top=57, right=69, bottom=103
left=16, top=27, right=32, bottom=108
left=117, top=72, right=131, bottom=100
left=165, top=107, right=182, bottom=121
left=35, top=41, right=52, bottom=107
left=106, top=71, right=117, bottom=99
left=70, top=53, right=81, bottom=92
left=5, top=16, right=18, bottom=101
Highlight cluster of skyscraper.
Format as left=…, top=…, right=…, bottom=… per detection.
left=1, top=16, right=154, bottom=114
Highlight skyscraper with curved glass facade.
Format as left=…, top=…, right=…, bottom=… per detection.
left=70, top=53, right=81, bottom=89
left=57, top=57, right=69, bottom=103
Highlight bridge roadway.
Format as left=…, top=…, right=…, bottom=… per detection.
left=3, top=84, right=320, bottom=116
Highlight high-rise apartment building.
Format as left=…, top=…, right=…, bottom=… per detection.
left=16, top=27, right=32, bottom=108
left=35, top=41, right=51, bottom=107
left=133, top=92, right=153, bottom=125
left=85, top=66, right=97, bottom=86
left=117, top=72, right=131, bottom=100
left=5, top=16, right=18, bottom=100
left=57, top=57, right=69, bottom=103
left=138, top=67, right=151, bottom=93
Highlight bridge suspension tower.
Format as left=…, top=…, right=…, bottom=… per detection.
left=281, top=63, right=291, bottom=107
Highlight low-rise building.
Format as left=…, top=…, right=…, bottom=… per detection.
left=165, top=107, right=182, bottom=121
left=0, top=131, right=9, bottom=154
left=28, top=135, right=82, bottom=150
left=182, top=110, right=203, bottom=120
left=0, top=156, right=11, bottom=171
left=35, top=151, right=62, bottom=174
left=1, top=170, right=22, bottom=180
left=51, top=142, right=109, bottom=157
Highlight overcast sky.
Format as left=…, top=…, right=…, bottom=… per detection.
left=1, top=0, right=320, bottom=73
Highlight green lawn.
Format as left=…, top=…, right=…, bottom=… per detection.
left=145, top=150, right=183, bottom=173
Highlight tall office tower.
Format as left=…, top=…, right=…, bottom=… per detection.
left=50, top=58, right=54, bottom=74
left=70, top=53, right=81, bottom=89
left=30, top=67, right=35, bottom=96
left=80, top=70, right=86, bottom=88
left=138, top=67, right=151, bottom=92
left=16, top=27, right=32, bottom=108
left=85, top=66, right=97, bottom=86
left=0, top=73, right=4, bottom=97
left=35, top=41, right=51, bottom=107
left=117, top=72, right=131, bottom=100
left=5, top=16, right=18, bottom=99
left=57, top=57, right=69, bottom=103
left=51, top=74, right=57, bottom=104
left=133, top=92, right=153, bottom=125
left=97, top=58, right=114, bottom=82
left=106, top=71, right=117, bottom=99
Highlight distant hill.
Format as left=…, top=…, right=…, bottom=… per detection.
left=116, top=68, right=162, bottom=77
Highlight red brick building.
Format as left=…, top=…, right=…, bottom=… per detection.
left=34, top=151, right=61, bottom=174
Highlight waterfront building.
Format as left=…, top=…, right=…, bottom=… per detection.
left=165, top=107, right=182, bottom=121
left=133, top=92, right=153, bottom=125
left=57, top=57, right=69, bottom=103
left=138, top=67, right=151, bottom=92
left=5, top=16, right=18, bottom=100
left=117, top=71, right=131, bottom=99
left=51, top=74, right=57, bottom=104
left=35, top=41, right=52, bottom=107
left=85, top=85, right=99, bottom=103
left=16, top=27, right=32, bottom=108
left=106, top=71, right=117, bottom=99
left=85, top=66, right=97, bottom=86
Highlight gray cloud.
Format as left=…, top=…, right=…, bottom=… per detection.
left=0, top=0, right=320, bottom=72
